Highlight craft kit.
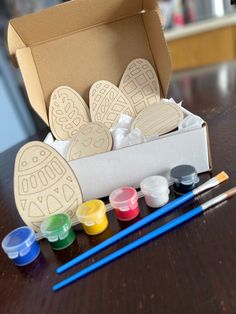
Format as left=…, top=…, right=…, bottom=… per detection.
left=67, top=122, right=113, bottom=161
left=1, top=226, right=40, bottom=266
left=49, top=86, right=91, bottom=141
left=140, top=176, right=170, bottom=208
left=109, top=187, right=140, bottom=221
left=8, top=0, right=212, bottom=202
left=14, top=141, right=83, bottom=232
left=53, top=186, right=236, bottom=291
left=3, top=0, right=236, bottom=295
left=119, top=58, right=160, bottom=115
left=76, top=200, right=108, bottom=235
left=40, top=213, right=76, bottom=250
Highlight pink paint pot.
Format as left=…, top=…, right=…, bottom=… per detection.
left=109, top=187, right=140, bottom=221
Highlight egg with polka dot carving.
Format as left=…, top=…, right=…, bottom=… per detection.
left=14, top=141, right=83, bottom=232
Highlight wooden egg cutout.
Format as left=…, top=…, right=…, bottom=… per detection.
left=90, top=80, right=136, bottom=129
left=119, top=58, right=160, bottom=115
left=67, top=122, right=113, bottom=161
left=131, top=103, right=184, bottom=137
left=14, top=141, right=83, bottom=232
left=49, top=86, right=91, bottom=140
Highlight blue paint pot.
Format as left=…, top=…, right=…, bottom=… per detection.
left=1, top=226, right=40, bottom=266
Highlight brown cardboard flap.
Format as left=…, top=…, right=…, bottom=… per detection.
left=8, top=0, right=157, bottom=58
left=16, top=48, right=48, bottom=124
left=8, top=0, right=171, bottom=125
left=8, top=24, right=26, bottom=65
left=143, top=11, right=172, bottom=96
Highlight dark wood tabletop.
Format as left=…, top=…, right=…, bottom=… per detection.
left=1, top=61, right=236, bottom=314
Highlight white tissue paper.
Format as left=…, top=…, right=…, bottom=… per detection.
left=44, top=132, right=70, bottom=159
left=110, top=114, right=146, bottom=149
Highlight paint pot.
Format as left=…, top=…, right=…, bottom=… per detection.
left=109, top=187, right=140, bottom=221
left=1, top=226, right=40, bottom=266
left=170, top=165, right=199, bottom=194
left=140, top=176, right=170, bottom=208
left=40, top=213, right=75, bottom=250
left=76, top=200, right=108, bottom=236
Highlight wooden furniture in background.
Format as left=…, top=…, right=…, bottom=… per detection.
left=166, top=14, right=236, bottom=71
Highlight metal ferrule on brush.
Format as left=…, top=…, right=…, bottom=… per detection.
left=201, top=187, right=236, bottom=211
left=201, top=192, right=227, bottom=211
left=193, top=177, right=219, bottom=196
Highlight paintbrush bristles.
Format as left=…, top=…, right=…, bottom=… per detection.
left=193, top=171, right=229, bottom=196
left=225, top=187, right=236, bottom=198
left=215, top=171, right=229, bottom=183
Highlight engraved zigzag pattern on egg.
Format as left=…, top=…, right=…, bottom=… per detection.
left=14, top=141, right=83, bottom=232
left=89, top=80, right=136, bottom=129
left=49, top=86, right=91, bottom=140
left=119, top=58, right=160, bottom=115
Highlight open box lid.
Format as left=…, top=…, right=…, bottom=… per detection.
left=8, top=0, right=171, bottom=125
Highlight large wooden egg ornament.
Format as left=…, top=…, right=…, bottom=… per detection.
left=14, top=141, right=83, bottom=232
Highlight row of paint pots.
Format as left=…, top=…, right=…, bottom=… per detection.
left=2, top=166, right=200, bottom=267
left=1, top=180, right=168, bottom=266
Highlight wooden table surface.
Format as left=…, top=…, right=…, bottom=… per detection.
left=1, top=61, right=236, bottom=314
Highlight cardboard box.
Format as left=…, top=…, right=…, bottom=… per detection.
left=8, top=0, right=212, bottom=200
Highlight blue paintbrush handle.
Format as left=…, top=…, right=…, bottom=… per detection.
left=56, top=191, right=194, bottom=274
left=53, top=205, right=202, bottom=291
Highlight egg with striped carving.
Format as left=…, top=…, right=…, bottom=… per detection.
left=14, top=141, right=83, bottom=232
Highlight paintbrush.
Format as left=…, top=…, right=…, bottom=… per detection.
left=56, top=172, right=228, bottom=274
left=53, top=187, right=236, bottom=292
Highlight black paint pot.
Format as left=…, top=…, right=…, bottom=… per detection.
left=170, top=165, right=199, bottom=194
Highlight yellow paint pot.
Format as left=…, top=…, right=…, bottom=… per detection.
left=76, top=200, right=108, bottom=236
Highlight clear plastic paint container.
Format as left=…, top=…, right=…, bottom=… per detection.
left=76, top=200, right=108, bottom=236
left=109, top=187, right=140, bottom=221
left=1, top=226, right=40, bottom=266
left=170, top=164, right=199, bottom=194
left=40, top=213, right=75, bottom=250
left=140, top=176, right=170, bottom=208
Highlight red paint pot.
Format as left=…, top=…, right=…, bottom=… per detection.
left=109, top=187, right=140, bottom=221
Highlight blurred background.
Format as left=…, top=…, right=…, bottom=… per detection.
left=0, top=0, right=236, bottom=152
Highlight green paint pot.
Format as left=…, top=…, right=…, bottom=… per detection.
left=40, top=213, right=75, bottom=250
